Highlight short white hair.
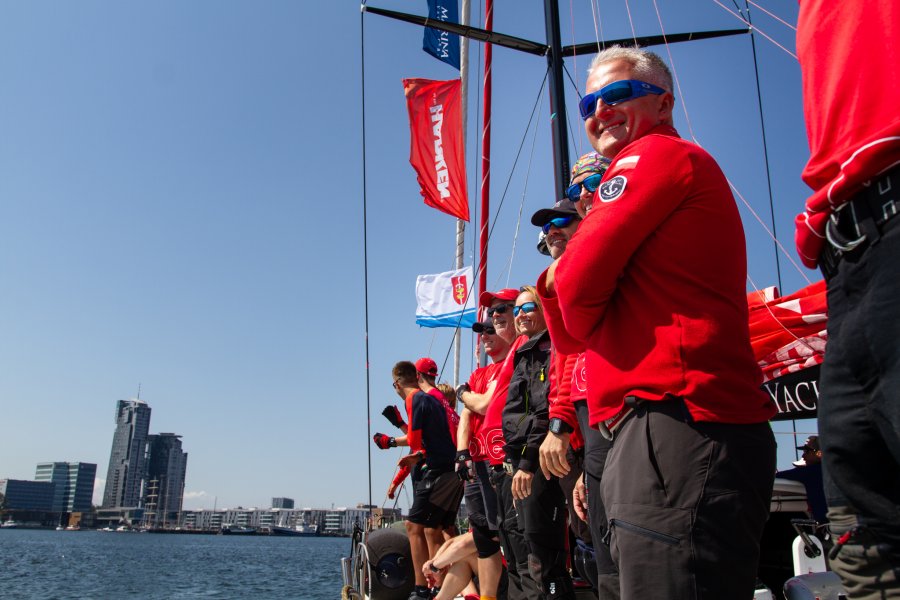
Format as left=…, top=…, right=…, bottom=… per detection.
left=588, top=46, right=673, bottom=93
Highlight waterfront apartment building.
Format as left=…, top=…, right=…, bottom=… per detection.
left=178, top=505, right=394, bottom=535
left=144, top=433, right=188, bottom=525
left=0, top=479, right=54, bottom=511
left=272, top=497, right=294, bottom=509
left=34, top=462, right=97, bottom=513
left=102, top=399, right=151, bottom=509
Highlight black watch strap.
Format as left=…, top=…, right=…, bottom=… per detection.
left=549, top=417, right=574, bottom=435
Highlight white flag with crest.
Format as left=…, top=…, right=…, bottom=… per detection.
left=415, top=266, right=477, bottom=328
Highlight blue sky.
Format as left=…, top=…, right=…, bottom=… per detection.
left=0, top=1, right=813, bottom=512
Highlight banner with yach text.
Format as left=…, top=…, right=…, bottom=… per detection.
left=403, top=78, right=469, bottom=222
left=423, top=0, right=460, bottom=69
left=415, top=266, right=476, bottom=328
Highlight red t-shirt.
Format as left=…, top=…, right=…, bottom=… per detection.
left=795, top=0, right=900, bottom=267
left=550, top=125, right=776, bottom=427
left=465, top=361, right=503, bottom=460
left=476, top=335, right=528, bottom=465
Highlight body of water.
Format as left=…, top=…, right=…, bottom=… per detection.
left=0, top=529, right=350, bottom=599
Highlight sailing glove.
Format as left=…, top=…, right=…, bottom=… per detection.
left=456, top=449, right=475, bottom=482
left=381, top=405, right=406, bottom=429
left=373, top=433, right=396, bottom=450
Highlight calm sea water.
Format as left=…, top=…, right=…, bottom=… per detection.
left=0, top=529, right=351, bottom=599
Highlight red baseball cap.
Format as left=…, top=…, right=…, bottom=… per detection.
left=415, top=357, right=438, bottom=377
left=478, top=288, right=519, bottom=308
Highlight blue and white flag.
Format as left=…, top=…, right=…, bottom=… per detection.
left=423, top=0, right=460, bottom=70
left=415, top=266, right=476, bottom=328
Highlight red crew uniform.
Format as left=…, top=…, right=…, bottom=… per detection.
left=547, top=123, right=777, bottom=598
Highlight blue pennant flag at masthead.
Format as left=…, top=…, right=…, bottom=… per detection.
left=423, top=0, right=460, bottom=70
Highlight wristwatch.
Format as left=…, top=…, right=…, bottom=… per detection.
left=548, top=418, right=574, bottom=435
left=429, top=563, right=442, bottom=573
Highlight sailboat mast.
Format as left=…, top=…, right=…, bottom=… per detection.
left=544, top=0, right=570, bottom=199
left=454, top=0, right=471, bottom=386
left=478, top=0, right=493, bottom=305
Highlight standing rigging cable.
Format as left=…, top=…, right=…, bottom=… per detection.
left=359, top=0, right=373, bottom=524
left=746, top=0, right=783, bottom=292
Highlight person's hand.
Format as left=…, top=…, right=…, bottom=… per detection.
left=512, top=469, right=534, bottom=501
left=387, top=482, right=398, bottom=500
left=422, top=560, right=445, bottom=587
left=381, top=405, right=406, bottom=429
left=539, top=432, right=571, bottom=479
left=456, top=449, right=475, bottom=482
left=398, top=452, right=424, bottom=468
left=573, top=476, right=589, bottom=522
left=373, top=433, right=395, bottom=450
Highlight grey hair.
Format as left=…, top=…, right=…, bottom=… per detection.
left=587, top=46, right=674, bottom=93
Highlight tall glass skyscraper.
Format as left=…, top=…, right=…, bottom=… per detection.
left=101, top=399, right=151, bottom=509
left=144, top=433, right=188, bottom=525
left=34, top=462, right=97, bottom=512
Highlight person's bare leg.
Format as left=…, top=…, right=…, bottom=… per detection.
left=434, top=555, right=478, bottom=599
left=424, top=526, right=446, bottom=561
left=477, top=552, right=503, bottom=597
left=406, top=521, right=429, bottom=587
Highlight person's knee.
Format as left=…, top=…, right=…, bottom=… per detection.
left=406, top=520, right=424, bottom=535
left=472, top=522, right=501, bottom=558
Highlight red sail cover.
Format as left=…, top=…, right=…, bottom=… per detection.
left=403, top=78, right=469, bottom=221
left=748, top=280, right=828, bottom=383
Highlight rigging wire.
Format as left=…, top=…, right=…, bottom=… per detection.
left=650, top=0, right=699, bottom=143
left=358, top=0, right=373, bottom=525
left=433, top=70, right=552, bottom=379
left=487, top=69, right=551, bottom=290
left=567, top=0, right=583, bottom=159
left=745, top=0, right=784, bottom=292
left=748, top=0, right=796, bottom=31
left=590, top=0, right=605, bottom=53
left=711, top=0, right=797, bottom=59
left=562, top=64, right=584, bottom=167
left=623, top=0, right=638, bottom=45
left=503, top=85, right=546, bottom=289
left=726, top=179, right=813, bottom=285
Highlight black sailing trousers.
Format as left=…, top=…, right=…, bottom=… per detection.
left=600, top=397, right=776, bottom=600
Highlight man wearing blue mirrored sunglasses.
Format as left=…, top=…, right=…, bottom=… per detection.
left=540, top=46, right=777, bottom=600
left=530, top=200, right=581, bottom=260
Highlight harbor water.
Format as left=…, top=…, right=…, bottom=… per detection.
left=0, top=529, right=348, bottom=599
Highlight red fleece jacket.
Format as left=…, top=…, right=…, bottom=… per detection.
left=547, top=125, right=775, bottom=427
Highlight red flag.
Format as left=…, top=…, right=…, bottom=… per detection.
left=403, top=78, right=469, bottom=221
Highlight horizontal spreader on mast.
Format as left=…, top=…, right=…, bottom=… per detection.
left=363, top=5, right=748, bottom=58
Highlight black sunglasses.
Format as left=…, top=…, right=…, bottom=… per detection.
left=487, top=304, right=514, bottom=317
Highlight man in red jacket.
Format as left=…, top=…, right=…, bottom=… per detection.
left=541, top=46, right=776, bottom=599
left=796, top=2, right=900, bottom=595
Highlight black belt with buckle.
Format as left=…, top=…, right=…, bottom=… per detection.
left=821, top=165, right=900, bottom=280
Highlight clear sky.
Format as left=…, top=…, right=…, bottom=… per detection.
left=0, top=1, right=813, bottom=513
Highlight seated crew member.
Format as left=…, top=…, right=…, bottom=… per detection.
left=503, top=286, right=573, bottom=599
left=543, top=46, right=777, bottom=599
left=536, top=152, right=619, bottom=598
left=378, top=361, right=464, bottom=600
left=456, top=317, right=514, bottom=600
left=423, top=531, right=507, bottom=600
left=776, top=435, right=827, bottom=524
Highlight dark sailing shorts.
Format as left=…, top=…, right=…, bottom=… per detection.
left=408, top=468, right=465, bottom=528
